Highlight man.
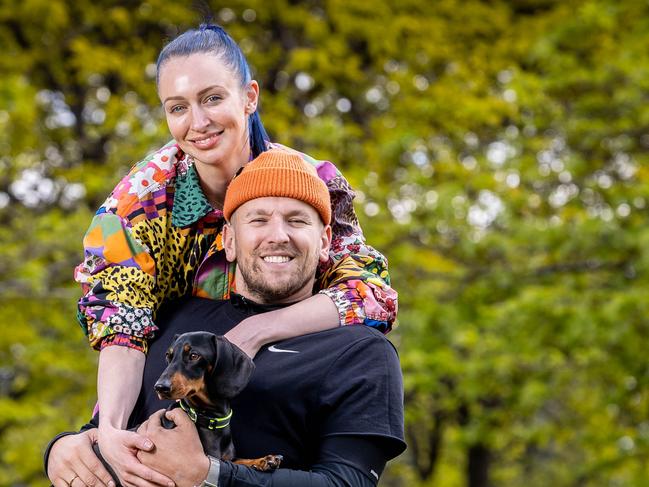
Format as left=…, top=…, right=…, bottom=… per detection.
left=46, top=150, right=405, bottom=487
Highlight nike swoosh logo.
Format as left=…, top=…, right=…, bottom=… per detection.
left=268, top=345, right=300, bottom=354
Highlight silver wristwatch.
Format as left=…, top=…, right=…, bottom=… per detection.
left=199, top=456, right=220, bottom=487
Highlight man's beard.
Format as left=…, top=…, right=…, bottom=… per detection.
left=237, top=246, right=319, bottom=304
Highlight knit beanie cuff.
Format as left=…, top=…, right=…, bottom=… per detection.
left=223, top=150, right=332, bottom=224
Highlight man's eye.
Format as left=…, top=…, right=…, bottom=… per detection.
left=189, top=352, right=200, bottom=361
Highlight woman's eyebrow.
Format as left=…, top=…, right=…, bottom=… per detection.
left=163, top=85, right=226, bottom=104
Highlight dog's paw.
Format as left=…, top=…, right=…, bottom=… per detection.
left=252, top=455, right=283, bottom=471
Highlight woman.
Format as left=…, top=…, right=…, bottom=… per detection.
left=56, top=23, right=397, bottom=487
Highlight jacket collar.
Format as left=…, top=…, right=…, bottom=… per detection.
left=172, top=162, right=216, bottom=228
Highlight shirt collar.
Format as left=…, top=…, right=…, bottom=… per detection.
left=172, top=162, right=215, bottom=228
left=230, top=293, right=296, bottom=313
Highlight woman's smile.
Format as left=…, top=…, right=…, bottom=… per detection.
left=188, top=130, right=224, bottom=150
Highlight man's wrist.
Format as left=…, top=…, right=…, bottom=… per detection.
left=195, top=455, right=219, bottom=487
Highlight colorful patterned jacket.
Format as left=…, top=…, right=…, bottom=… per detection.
left=75, top=141, right=397, bottom=353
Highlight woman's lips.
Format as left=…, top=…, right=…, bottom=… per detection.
left=190, top=130, right=224, bottom=150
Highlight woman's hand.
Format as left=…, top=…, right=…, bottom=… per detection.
left=48, top=429, right=115, bottom=487
left=98, top=424, right=175, bottom=487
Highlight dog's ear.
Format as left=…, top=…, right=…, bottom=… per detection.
left=210, top=336, right=255, bottom=399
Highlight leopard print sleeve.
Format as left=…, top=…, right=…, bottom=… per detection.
left=75, top=143, right=208, bottom=353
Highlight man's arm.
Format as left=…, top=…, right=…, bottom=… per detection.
left=137, top=409, right=387, bottom=487
left=217, top=435, right=388, bottom=487
left=218, top=460, right=376, bottom=487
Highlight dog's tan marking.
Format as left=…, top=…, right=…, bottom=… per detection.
left=234, top=455, right=283, bottom=471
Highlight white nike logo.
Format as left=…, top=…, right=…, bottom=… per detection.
left=268, top=345, right=300, bottom=354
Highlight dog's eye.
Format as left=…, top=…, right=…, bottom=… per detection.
left=189, top=352, right=200, bottom=361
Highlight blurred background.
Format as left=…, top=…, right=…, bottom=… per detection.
left=2, top=0, right=649, bottom=485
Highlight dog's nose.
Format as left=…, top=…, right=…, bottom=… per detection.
left=154, top=381, right=171, bottom=396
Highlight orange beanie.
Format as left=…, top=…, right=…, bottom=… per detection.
left=223, top=149, right=332, bottom=224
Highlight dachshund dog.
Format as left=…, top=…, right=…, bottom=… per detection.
left=91, top=332, right=281, bottom=486
left=154, top=331, right=282, bottom=471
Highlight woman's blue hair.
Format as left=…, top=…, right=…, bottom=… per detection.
left=156, top=24, right=269, bottom=157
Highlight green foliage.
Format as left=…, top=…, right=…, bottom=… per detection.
left=2, top=0, right=649, bottom=485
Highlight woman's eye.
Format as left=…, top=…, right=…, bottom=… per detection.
left=205, top=95, right=222, bottom=103
left=169, top=105, right=185, bottom=113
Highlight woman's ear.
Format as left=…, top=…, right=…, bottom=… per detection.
left=244, top=80, right=259, bottom=115
left=223, top=222, right=237, bottom=262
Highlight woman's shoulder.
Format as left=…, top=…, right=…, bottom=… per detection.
left=120, top=141, right=185, bottom=196
left=99, top=141, right=186, bottom=215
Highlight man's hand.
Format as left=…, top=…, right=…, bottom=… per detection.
left=48, top=429, right=116, bottom=487
left=98, top=424, right=175, bottom=487
left=137, top=409, right=210, bottom=487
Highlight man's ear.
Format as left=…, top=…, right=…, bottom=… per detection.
left=223, top=222, right=236, bottom=262
left=318, top=224, right=332, bottom=263
left=244, top=80, right=259, bottom=115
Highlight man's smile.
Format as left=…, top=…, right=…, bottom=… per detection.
left=262, top=255, right=292, bottom=264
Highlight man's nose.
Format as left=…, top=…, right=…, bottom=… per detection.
left=266, top=221, right=290, bottom=243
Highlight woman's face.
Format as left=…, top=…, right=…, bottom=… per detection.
left=158, top=53, right=259, bottom=169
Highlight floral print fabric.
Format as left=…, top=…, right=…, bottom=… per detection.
left=75, top=141, right=398, bottom=353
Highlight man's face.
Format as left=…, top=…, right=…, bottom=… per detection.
left=223, top=197, right=331, bottom=304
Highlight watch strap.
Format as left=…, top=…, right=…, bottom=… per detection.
left=200, top=455, right=220, bottom=487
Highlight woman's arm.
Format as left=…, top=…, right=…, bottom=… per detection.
left=96, top=346, right=176, bottom=487
left=98, top=347, right=145, bottom=430
left=75, top=148, right=183, bottom=485
left=224, top=294, right=338, bottom=357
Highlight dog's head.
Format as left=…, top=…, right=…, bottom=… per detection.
left=154, top=331, right=255, bottom=408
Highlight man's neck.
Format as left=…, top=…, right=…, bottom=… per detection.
left=234, top=275, right=314, bottom=305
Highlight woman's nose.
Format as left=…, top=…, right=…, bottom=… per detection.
left=190, top=106, right=210, bottom=130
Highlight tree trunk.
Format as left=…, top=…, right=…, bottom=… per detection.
left=467, top=443, right=490, bottom=487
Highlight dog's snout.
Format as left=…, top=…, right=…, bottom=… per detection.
left=155, top=380, right=171, bottom=396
